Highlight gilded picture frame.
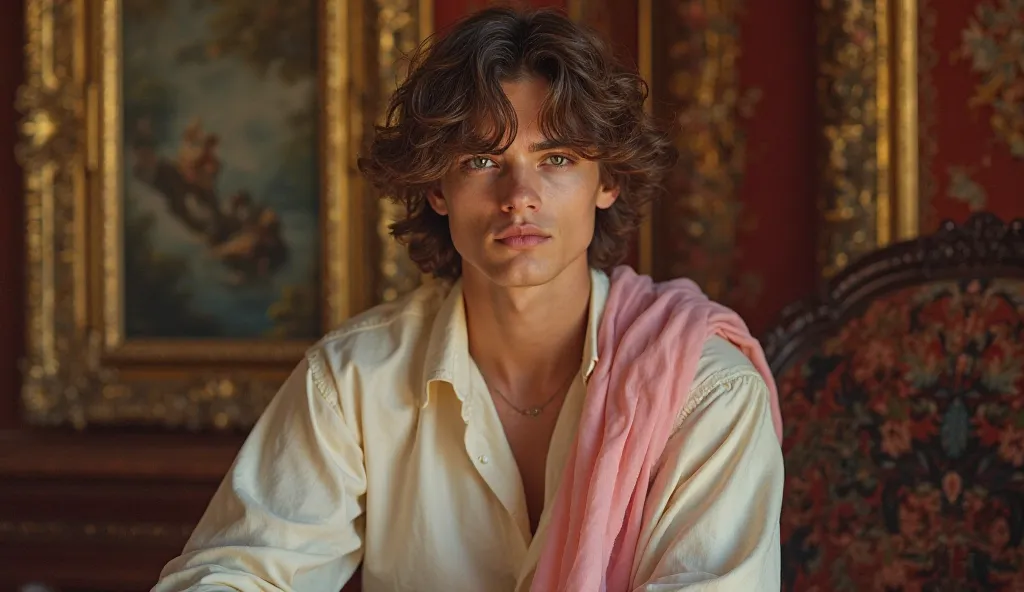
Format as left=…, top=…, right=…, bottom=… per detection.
left=17, top=0, right=430, bottom=430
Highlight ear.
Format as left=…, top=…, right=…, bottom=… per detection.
left=595, top=182, right=620, bottom=210
left=426, top=186, right=449, bottom=216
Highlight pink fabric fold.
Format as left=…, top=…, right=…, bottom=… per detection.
left=531, top=266, right=783, bottom=592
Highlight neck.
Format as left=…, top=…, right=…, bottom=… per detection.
left=462, top=263, right=592, bottom=401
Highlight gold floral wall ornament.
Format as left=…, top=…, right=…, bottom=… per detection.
left=960, top=0, right=1024, bottom=159
left=915, top=0, right=1023, bottom=229
left=947, top=166, right=990, bottom=212
left=931, top=0, right=1024, bottom=220
left=815, top=0, right=921, bottom=279
left=16, top=0, right=429, bottom=430
left=643, top=0, right=760, bottom=304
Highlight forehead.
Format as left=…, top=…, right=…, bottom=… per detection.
left=465, top=77, right=553, bottom=149
left=501, top=77, right=549, bottom=117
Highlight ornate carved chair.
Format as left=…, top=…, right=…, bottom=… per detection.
left=762, top=213, right=1024, bottom=590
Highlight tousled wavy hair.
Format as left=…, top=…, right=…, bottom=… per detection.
left=358, top=6, right=678, bottom=280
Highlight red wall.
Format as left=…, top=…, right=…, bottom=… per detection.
left=436, top=0, right=568, bottom=31
left=0, top=1, right=25, bottom=430
left=733, top=0, right=818, bottom=332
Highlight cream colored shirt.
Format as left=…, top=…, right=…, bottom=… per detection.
left=154, top=270, right=783, bottom=592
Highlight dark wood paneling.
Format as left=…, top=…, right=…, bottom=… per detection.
left=0, top=432, right=241, bottom=591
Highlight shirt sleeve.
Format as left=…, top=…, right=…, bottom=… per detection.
left=629, top=363, right=784, bottom=591
left=152, top=347, right=367, bottom=592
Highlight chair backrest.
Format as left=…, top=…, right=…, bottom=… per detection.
left=761, top=213, right=1024, bottom=591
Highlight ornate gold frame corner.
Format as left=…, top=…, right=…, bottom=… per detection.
left=816, top=0, right=920, bottom=279
left=16, top=0, right=422, bottom=430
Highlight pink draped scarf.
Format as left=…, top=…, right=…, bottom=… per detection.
left=531, top=266, right=783, bottom=591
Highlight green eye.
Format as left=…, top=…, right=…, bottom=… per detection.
left=548, top=155, right=571, bottom=166
left=468, top=156, right=494, bottom=169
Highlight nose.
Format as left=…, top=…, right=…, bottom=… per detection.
left=499, top=168, right=541, bottom=213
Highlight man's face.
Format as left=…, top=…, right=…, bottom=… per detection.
left=428, top=76, right=619, bottom=288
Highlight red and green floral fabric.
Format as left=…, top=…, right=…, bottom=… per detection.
left=780, top=278, right=1024, bottom=590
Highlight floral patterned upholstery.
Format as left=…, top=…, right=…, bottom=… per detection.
left=778, top=277, right=1024, bottom=591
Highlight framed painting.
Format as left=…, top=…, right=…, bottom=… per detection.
left=17, top=0, right=430, bottom=430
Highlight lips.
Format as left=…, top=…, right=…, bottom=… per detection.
left=493, top=224, right=551, bottom=249
left=499, top=234, right=549, bottom=248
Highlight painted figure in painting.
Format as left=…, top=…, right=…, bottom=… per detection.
left=131, top=120, right=289, bottom=283
left=121, top=0, right=319, bottom=340
left=154, top=7, right=784, bottom=591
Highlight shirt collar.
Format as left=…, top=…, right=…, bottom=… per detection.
left=419, top=268, right=609, bottom=408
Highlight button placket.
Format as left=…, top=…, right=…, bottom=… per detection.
left=461, top=360, right=532, bottom=549
left=463, top=401, right=490, bottom=469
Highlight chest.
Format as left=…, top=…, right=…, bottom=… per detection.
left=494, top=399, right=566, bottom=533
left=356, top=377, right=584, bottom=591
left=358, top=393, right=548, bottom=592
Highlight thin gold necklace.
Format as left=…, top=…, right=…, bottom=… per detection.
left=483, top=369, right=578, bottom=418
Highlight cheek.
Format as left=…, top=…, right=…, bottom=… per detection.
left=446, top=213, right=469, bottom=245
left=550, top=174, right=601, bottom=214
left=442, top=200, right=489, bottom=250
left=571, top=206, right=598, bottom=245
left=553, top=191, right=599, bottom=247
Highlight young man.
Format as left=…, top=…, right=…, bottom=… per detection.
left=154, top=7, right=783, bottom=592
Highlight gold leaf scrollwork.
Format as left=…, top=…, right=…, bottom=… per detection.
left=16, top=0, right=81, bottom=171
left=17, top=0, right=86, bottom=426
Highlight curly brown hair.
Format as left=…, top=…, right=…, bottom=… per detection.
left=358, top=6, right=678, bottom=280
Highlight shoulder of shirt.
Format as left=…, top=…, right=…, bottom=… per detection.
left=303, top=279, right=451, bottom=377
left=671, top=335, right=768, bottom=433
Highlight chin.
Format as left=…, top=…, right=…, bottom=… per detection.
left=467, top=257, right=562, bottom=289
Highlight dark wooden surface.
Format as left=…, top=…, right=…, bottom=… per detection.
left=0, top=430, right=243, bottom=591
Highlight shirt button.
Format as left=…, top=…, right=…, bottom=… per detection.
left=477, top=455, right=489, bottom=465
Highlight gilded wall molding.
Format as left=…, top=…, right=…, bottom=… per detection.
left=896, top=0, right=920, bottom=241
left=816, top=0, right=919, bottom=279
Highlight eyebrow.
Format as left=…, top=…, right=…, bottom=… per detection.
left=469, top=139, right=575, bottom=156
left=527, top=139, right=573, bottom=153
